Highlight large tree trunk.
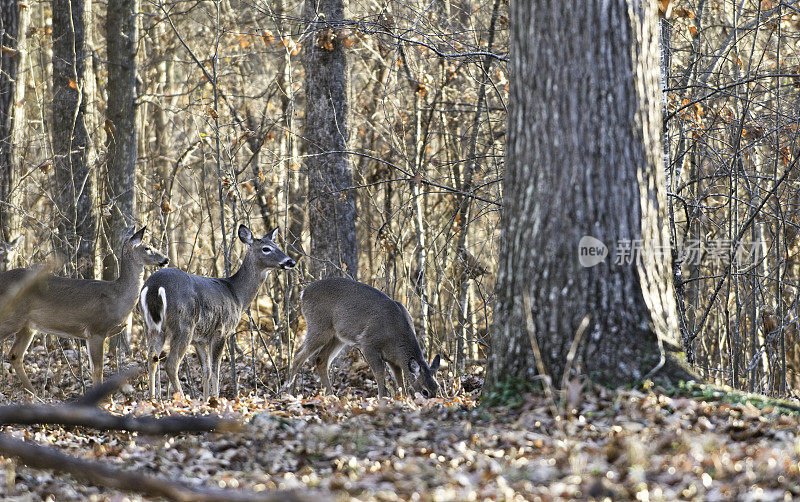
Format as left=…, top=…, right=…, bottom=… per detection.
left=103, top=0, right=138, bottom=353
left=484, top=0, right=693, bottom=392
left=0, top=0, right=29, bottom=243
left=52, top=0, right=95, bottom=278
left=302, top=0, right=357, bottom=279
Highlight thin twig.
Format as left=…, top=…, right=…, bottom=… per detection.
left=522, top=293, right=563, bottom=435
left=559, top=315, right=589, bottom=415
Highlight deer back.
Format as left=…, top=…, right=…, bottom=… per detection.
left=301, top=277, right=440, bottom=395
left=0, top=227, right=166, bottom=340
left=141, top=225, right=295, bottom=344
left=143, top=268, right=244, bottom=341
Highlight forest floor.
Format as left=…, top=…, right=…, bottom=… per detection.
left=0, top=344, right=800, bottom=501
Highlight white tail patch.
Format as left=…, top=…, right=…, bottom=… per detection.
left=158, top=287, right=167, bottom=332
left=140, top=287, right=154, bottom=332
left=140, top=286, right=167, bottom=334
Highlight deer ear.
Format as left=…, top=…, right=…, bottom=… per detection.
left=130, top=227, right=145, bottom=246
left=429, top=355, right=440, bottom=373
left=238, top=225, right=254, bottom=245
left=265, top=227, right=279, bottom=242
left=408, top=359, right=421, bottom=377
left=6, top=236, right=22, bottom=251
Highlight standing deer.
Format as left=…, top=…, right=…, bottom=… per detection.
left=140, top=225, right=295, bottom=400
left=285, top=277, right=441, bottom=398
left=0, top=227, right=168, bottom=394
left=0, top=236, right=23, bottom=271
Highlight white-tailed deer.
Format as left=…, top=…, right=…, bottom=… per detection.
left=285, top=278, right=441, bottom=398
left=0, top=227, right=168, bottom=394
left=140, top=225, right=295, bottom=400
left=0, top=236, right=23, bottom=271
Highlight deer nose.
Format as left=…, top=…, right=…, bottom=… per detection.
left=282, top=258, right=296, bottom=269
left=160, top=257, right=170, bottom=266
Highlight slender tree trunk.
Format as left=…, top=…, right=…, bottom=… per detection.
left=151, top=18, right=178, bottom=267
left=409, top=89, right=430, bottom=347
left=52, top=0, right=95, bottom=278
left=243, top=107, right=272, bottom=230
left=276, top=1, right=304, bottom=356
left=0, top=0, right=28, bottom=244
left=484, top=0, right=693, bottom=392
left=453, top=0, right=501, bottom=371
left=103, top=0, right=138, bottom=353
left=302, top=0, right=357, bottom=279
left=279, top=17, right=304, bottom=264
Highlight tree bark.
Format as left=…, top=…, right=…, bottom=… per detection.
left=103, top=0, right=138, bottom=353
left=302, top=0, right=357, bottom=279
left=52, top=0, right=95, bottom=278
left=0, top=0, right=29, bottom=243
left=484, top=0, right=693, bottom=392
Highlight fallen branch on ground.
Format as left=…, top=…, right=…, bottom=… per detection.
left=0, top=434, right=315, bottom=502
left=70, top=365, right=140, bottom=406
left=0, top=366, right=240, bottom=433
left=0, top=404, right=241, bottom=433
left=0, top=368, right=316, bottom=500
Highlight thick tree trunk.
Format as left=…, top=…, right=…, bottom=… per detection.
left=484, top=0, right=693, bottom=392
left=103, top=0, right=138, bottom=353
left=0, top=0, right=29, bottom=243
left=52, top=0, right=95, bottom=278
left=302, top=0, right=357, bottom=279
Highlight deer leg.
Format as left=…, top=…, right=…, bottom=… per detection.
left=283, top=340, right=321, bottom=393
left=165, top=330, right=191, bottom=399
left=387, top=361, right=407, bottom=396
left=8, top=328, right=35, bottom=395
left=361, top=346, right=388, bottom=398
left=209, top=337, right=227, bottom=399
left=284, top=325, right=336, bottom=394
left=87, top=335, right=105, bottom=387
left=195, top=342, right=211, bottom=400
left=314, top=338, right=346, bottom=395
left=148, top=356, right=159, bottom=400
left=147, top=332, right=166, bottom=400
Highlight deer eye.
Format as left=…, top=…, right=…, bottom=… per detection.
left=262, top=246, right=273, bottom=254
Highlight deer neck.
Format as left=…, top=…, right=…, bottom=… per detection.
left=114, top=250, right=145, bottom=300
left=227, top=254, right=267, bottom=309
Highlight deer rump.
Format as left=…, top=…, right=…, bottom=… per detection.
left=140, top=269, right=243, bottom=352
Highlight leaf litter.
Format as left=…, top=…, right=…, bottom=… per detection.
left=0, top=375, right=799, bottom=501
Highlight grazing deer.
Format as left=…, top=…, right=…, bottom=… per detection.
left=140, top=225, right=295, bottom=400
left=0, top=236, right=23, bottom=271
left=0, top=227, right=168, bottom=394
left=285, top=277, right=441, bottom=398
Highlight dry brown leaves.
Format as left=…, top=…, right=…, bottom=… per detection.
left=1, top=341, right=800, bottom=500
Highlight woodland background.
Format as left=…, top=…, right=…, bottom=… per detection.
left=1, top=0, right=800, bottom=400
left=2, top=0, right=800, bottom=500
left=1, top=0, right=507, bottom=398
